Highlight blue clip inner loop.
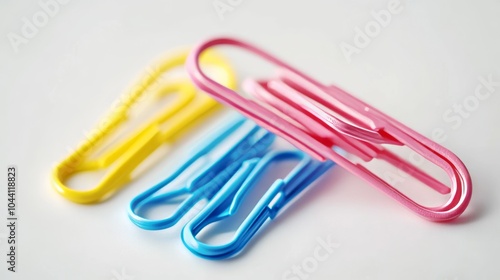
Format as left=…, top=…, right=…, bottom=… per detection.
left=128, top=115, right=276, bottom=230
left=181, top=150, right=334, bottom=259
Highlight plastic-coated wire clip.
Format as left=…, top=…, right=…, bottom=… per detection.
left=181, top=150, right=334, bottom=259
left=52, top=50, right=236, bottom=203
left=128, top=116, right=276, bottom=230
left=186, top=37, right=472, bottom=221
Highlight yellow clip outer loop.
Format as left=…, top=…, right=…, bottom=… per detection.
left=52, top=49, right=236, bottom=203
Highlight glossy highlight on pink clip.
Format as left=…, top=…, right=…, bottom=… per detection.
left=186, top=37, right=472, bottom=222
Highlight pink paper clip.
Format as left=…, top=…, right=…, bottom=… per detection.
left=186, top=37, right=472, bottom=222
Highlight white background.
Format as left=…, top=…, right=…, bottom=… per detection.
left=1, top=0, right=500, bottom=279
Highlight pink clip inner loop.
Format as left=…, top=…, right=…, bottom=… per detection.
left=187, top=37, right=472, bottom=222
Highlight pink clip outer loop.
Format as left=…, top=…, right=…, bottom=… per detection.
left=187, top=37, right=472, bottom=222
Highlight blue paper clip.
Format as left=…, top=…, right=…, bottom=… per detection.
left=181, top=150, right=334, bottom=259
left=128, top=115, right=276, bottom=230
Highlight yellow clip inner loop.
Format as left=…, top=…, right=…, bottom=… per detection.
left=52, top=50, right=236, bottom=204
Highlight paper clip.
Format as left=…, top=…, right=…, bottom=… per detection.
left=52, top=50, right=236, bottom=203
left=182, top=150, right=334, bottom=259
left=128, top=116, right=276, bottom=230
left=187, top=37, right=472, bottom=221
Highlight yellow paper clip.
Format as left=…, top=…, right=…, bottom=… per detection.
left=52, top=50, right=236, bottom=204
